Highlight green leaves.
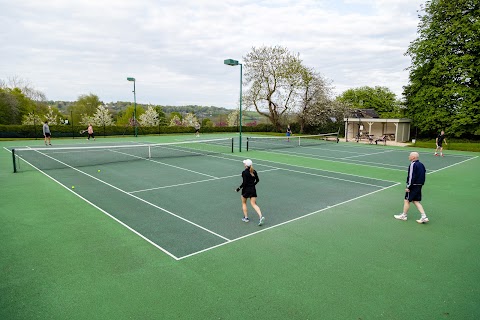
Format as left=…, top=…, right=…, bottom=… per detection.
left=404, top=0, right=480, bottom=136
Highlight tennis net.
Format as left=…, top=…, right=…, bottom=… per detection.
left=11, top=138, right=234, bottom=172
left=246, top=132, right=339, bottom=151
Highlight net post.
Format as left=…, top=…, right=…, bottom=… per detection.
left=231, top=138, right=234, bottom=153
left=299, top=136, right=301, bottom=146
left=246, top=137, right=249, bottom=151
left=148, top=145, right=151, bottom=159
left=12, top=149, right=17, bottom=173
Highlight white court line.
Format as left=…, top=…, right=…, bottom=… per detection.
left=342, top=149, right=395, bottom=159
left=26, top=149, right=232, bottom=242
left=110, top=149, right=218, bottom=179
left=129, top=168, right=281, bottom=194
left=268, top=148, right=406, bottom=169
left=6, top=148, right=181, bottom=260
left=427, top=156, right=478, bottom=175
left=110, top=147, right=394, bottom=191
left=250, top=149, right=405, bottom=171
left=194, top=152, right=392, bottom=188
left=202, top=152, right=400, bottom=185
left=255, top=163, right=388, bottom=188
left=177, top=181, right=401, bottom=260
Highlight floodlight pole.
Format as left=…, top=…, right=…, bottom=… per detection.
left=224, top=59, right=243, bottom=152
left=127, top=77, right=137, bottom=137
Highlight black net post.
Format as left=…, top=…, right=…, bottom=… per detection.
left=12, top=149, right=17, bottom=173
left=246, top=137, right=249, bottom=151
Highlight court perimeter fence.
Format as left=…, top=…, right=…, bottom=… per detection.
left=0, top=124, right=277, bottom=139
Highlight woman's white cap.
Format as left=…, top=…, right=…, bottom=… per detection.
left=243, top=159, right=253, bottom=167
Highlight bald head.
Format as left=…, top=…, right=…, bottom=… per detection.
left=409, top=152, right=419, bottom=161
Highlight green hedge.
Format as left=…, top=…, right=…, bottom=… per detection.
left=0, top=124, right=276, bottom=138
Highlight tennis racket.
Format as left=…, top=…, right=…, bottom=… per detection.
left=80, top=130, right=86, bottom=134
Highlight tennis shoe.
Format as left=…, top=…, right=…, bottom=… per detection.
left=416, top=216, right=429, bottom=224
left=394, top=213, right=407, bottom=221
left=258, top=216, right=265, bottom=226
left=242, top=217, right=250, bottom=223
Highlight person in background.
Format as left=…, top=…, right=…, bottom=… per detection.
left=394, top=152, right=429, bottom=224
left=43, top=121, right=51, bottom=146
left=434, top=130, right=447, bottom=157
left=195, top=122, right=201, bottom=137
left=86, top=124, right=95, bottom=141
left=286, top=125, right=292, bottom=141
left=236, top=159, right=265, bottom=226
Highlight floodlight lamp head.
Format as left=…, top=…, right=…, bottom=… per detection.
left=224, top=59, right=239, bottom=66
left=127, top=77, right=135, bottom=81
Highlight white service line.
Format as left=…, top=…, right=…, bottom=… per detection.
left=177, top=181, right=401, bottom=260
left=7, top=148, right=182, bottom=260
left=200, top=152, right=399, bottom=184
left=30, top=149, right=232, bottom=242
left=253, top=149, right=405, bottom=171
left=110, top=149, right=218, bottom=178
left=129, top=168, right=282, bottom=193
left=342, top=149, right=395, bottom=159
left=427, top=155, right=478, bottom=174
left=203, top=153, right=390, bottom=188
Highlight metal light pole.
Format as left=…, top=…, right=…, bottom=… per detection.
left=127, top=77, right=137, bottom=137
left=224, top=59, right=243, bottom=152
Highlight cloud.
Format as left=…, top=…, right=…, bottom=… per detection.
left=0, top=0, right=424, bottom=107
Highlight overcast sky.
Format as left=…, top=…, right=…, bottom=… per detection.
left=0, top=0, right=425, bottom=108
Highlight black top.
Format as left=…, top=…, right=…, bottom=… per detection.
left=437, top=134, right=445, bottom=144
left=406, top=160, right=426, bottom=188
left=239, top=168, right=259, bottom=191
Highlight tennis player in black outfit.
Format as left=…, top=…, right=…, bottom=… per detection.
left=236, top=159, right=265, bottom=226
left=435, top=130, right=447, bottom=157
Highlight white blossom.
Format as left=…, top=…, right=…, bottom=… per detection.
left=139, top=106, right=159, bottom=126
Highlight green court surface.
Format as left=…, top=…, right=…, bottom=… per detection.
left=1, top=134, right=479, bottom=319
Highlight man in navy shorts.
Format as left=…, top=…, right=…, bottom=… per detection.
left=394, top=152, right=430, bottom=224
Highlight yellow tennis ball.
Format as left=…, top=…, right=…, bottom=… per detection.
left=98, top=170, right=101, bottom=172
left=72, top=186, right=75, bottom=189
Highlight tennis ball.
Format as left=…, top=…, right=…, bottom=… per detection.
left=98, top=170, right=101, bottom=172
left=72, top=186, right=75, bottom=189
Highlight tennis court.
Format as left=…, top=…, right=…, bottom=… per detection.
left=1, top=134, right=479, bottom=319
left=7, top=137, right=399, bottom=259
left=246, top=134, right=476, bottom=173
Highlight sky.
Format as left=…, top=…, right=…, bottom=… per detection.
left=0, top=0, right=425, bottom=109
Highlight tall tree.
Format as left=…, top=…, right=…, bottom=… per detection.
left=69, top=94, right=102, bottom=125
left=243, top=46, right=303, bottom=131
left=404, top=0, right=480, bottom=136
left=0, top=87, right=34, bottom=124
left=0, top=77, right=47, bottom=124
left=295, top=66, right=333, bottom=133
left=116, top=105, right=145, bottom=126
left=337, top=86, right=402, bottom=118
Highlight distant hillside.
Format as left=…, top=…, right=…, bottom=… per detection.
left=48, top=101, right=233, bottom=116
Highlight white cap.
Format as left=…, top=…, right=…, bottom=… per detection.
left=243, top=159, right=253, bottom=167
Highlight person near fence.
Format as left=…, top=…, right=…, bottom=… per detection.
left=195, top=123, right=201, bottom=137
left=86, top=124, right=95, bottom=141
left=43, top=121, right=51, bottom=146
left=394, top=152, right=429, bottom=224
left=286, top=125, right=292, bottom=141
left=236, top=159, right=265, bottom=226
